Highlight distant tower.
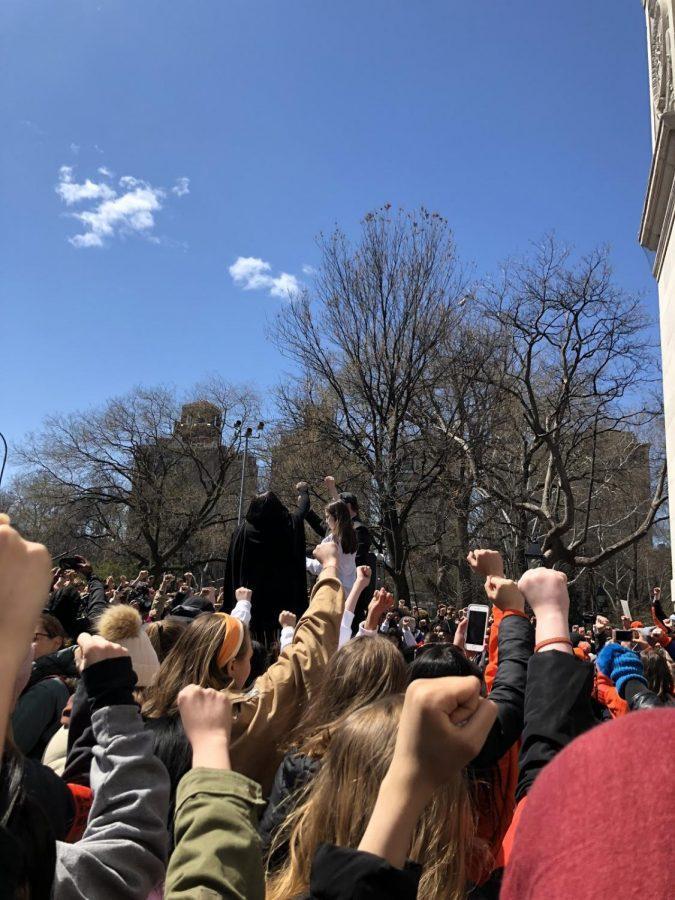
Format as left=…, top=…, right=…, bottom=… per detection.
left=638, top=0, right=675, bottom=599
left=175, top=401, right=223, bottom=446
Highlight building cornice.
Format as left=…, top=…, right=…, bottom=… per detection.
left=639, top=111, right=675, bottom=277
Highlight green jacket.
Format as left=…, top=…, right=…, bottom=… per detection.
left=165, top=768, right=266, bottom=900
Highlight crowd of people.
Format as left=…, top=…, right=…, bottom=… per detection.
left=1, top=474, right=674, bottom=899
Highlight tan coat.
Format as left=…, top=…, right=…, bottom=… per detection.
left=229, top=568, right=344, bottom=795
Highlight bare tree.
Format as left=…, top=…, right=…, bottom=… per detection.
left=435, top=238, right=668, bottom=574
left=19, top=380, right=259, bottom=579
left=273, top=206, right=465, bottom=598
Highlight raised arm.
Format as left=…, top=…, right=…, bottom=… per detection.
left=339, top=565, right=372, bottom=645
left=230, top=542, right=344, bottom=792
left=0, top=515, right=53, bottom=753
left=55, top=635, right=170, bottom=900
left=164, top=686, right=265, bottom=900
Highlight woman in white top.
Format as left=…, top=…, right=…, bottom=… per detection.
left=306, top=500, right=357, bottom=594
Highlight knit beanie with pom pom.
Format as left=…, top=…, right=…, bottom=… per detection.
left=97, top=605, right=160, bottom=687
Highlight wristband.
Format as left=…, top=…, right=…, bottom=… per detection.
left=535, top=637, right=573, bottom=652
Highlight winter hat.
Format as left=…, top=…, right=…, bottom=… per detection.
left=97, top=605, right=160, bottom=687
left=596, top=643, right=647, bottom=698
left=501, top=710, right=675, bottom=900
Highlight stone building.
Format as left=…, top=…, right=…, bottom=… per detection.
left=638, top=0, right=675, bottom=597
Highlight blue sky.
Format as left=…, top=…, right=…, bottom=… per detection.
left=0, top=0, right=657, bottom=473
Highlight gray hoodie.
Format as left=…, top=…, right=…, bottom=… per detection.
left=54, top=704, right=170, bottom=899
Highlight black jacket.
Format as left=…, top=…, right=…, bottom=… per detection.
left=27, top=645, right=78, bottom=690
left=516, top=651, right=596, bottom=801
left=309, top=844, right=421, bottom=899
left=471, top=614, right=533, bottom=770
left=46, top=575, right=107, bottom=640
left=259, top=751, right=320, bottom=866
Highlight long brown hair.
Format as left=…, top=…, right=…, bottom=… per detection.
left=325, top=499, right=357, bottom=555
left=286, top=635, right=408, bottom=758
left=142, top=613, right=250, bottom=719
left=267, top=695, right=478, bottom=900
left=145, top=619, right=186, bottom=662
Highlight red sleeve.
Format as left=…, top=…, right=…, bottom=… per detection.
left=65, top=782, right=93, bottom=842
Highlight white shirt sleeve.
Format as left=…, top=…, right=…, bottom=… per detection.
left=230, top=599, right=252, bottom=627
left=339, top=609, right=355, bottom=648
left=279, top=625, right=295, bottom=652
left=401, top=627, right=417, bottom=648
left=306, top=557, right=322, bottom=577
left=357, top=622, right=378, bottom=638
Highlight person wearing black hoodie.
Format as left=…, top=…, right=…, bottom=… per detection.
left=224, top=490, right=311, bottom=639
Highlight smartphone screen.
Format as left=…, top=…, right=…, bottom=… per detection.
left=613, top=629, right=633, bottom=642
left=467, top=608, right=488, bottom=647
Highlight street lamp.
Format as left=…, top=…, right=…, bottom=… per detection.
left=235, top=421, right=264, bottom=525
left=0, top=432, right=7, bottom=490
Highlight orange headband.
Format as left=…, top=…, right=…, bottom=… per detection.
left=215, top=614, right=245, bottom=669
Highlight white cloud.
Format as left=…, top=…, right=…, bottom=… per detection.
left=56, top=166, right=116, bottom=205
left=269, top=272, right=300, bottom=297
left=229, top=256, right=301, bottom=299
left=56, top=164, right=188, bottom=248
left=172, top=176, right=190, bottom=197
left=70, top=142, right=80, bottom=155
left=301, top=264, right=317, bottom=276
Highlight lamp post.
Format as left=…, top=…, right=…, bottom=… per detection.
left=0, top=432, right=7, bottom=491
left=235, top=421, right=264, bottom=525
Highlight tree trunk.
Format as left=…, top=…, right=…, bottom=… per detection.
left=455, top=488, right=474, bottom=606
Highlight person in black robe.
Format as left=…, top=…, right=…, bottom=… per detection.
left=224, top=489, right=310, bottom=641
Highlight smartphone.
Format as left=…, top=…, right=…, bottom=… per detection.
left=613, top=629, right=633, bottom=642
left=465, top=603, right=490, bottom=652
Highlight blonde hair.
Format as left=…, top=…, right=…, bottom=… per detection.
left=286, top=635, right=408, bottom=758
left=267, top=695, right=477, bottom=900
left=142, top=613, right=249, bottom=719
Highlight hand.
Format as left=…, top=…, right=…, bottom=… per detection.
left=324, top=475, right=339, bottom=499
left=517, top=568, right=569, bottom=619
left=177, top=684, right=232, bottom=770
left=621, top=615, right=631, bottom=629
left=235, top=586, right=253, bottom=604
left=453, top=617, right=468, bottom=650
left=651, top=627, right=667, bottom=646
left=387, top=677, right=497, bottom=796
left=484, top=576, right=525, bottom=613
left=365, top=588, right=394, bottom=630
left=652, top=587, right=661, bottom=598
left=518, top=568, right=571, bottom=655
left=355, top=565, right=372, bottom=588
left=595, top=615, right=610, bottom=631
left=295, top=481, right=309, bottom=492
left=183, top=571, right=194, bottom=585
left=76, top=633, right=129, bottom=672
left=312, top=541, right=339, bottom=569
left=0, top=519, right=53, bottom=663
left=357, top=675, right=496, bottom=869
left=466, top=549, right=504, bottom=578
left=279, top=610, right=297, bottom=628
